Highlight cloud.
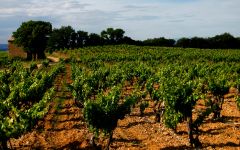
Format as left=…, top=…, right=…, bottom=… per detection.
left=0, top=0, right=240, bottom=43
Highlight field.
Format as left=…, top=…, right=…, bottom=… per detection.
left=0, top=51, right=8, bottom=60
left=0, top=51, right=9, bottom=68
left=0, top=51, right=8, bottom=56
left=1, top=45, right=240, bottom=149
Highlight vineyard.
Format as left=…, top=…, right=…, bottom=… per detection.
left=1, top=45, right=240, bottom=149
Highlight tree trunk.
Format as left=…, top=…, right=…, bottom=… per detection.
left=187, top=114, right=201, bottom=148
left=219, top=97, right=224, bottom=116
left=37, top=50, right=46, bottom=59
left=154, top=101, right=165, bottom=123
left=0, top=139, right=8, bottom=150
left=212, top=97, right=221, bottom=120
left=33, top=53, right=37, bottom=60
left=90, top=135, right=96, bottom=148
left=75, top=99, right=84, bottom=108
left=26, top=51, right=32, bottom=60
left=154, top=102, right=160, bottom=122
left=105, top=131, right=113, bottom=150
left=187, top=115, right=194, bottom=147
left=155, top=113, right=160, bottom=122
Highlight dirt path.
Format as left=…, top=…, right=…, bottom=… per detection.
left=10, top=64, right=90, bottom=149
left=10, top=63, right=240, bottom=150
left=47, top=56, right=60, bottom=63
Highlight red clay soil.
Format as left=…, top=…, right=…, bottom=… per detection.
left=9, top=64, right=240, bottom=150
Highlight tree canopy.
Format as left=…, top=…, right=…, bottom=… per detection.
left=47, top=26, right=75, bottom=52
left=76, top=30, right=88, bottom=48
left=176, top=33, right=240, bottom=49
left=101, top=28, right=125, bottom=44
left=143, top=37, right=175, bottom=47
left=13, top=20, right=52, bottom=60
left=12, top=20, right=240, bottom=56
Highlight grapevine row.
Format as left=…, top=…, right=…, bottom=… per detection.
left=0, top=62, right=64, bottom=149
left=69, top=60, right=240, bottom=149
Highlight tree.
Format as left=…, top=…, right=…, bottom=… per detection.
left=143, top=37, right=175, bottom=47
left=13, top=20, right=52, bottom=60
left=47, top=26, right=75, bottom=52
left=76, top=30, right=88, bottom=47
left=87, top=33, right=103, bottom=46
left=120, top=36, right=136, bottom=45
left=101, top=28, right=114, bottom=44
left=114, top=28, right=125, bottom=43
left=189, top=37, right=209, bottom=49
left=237, top=37, right=240, bottom=49
left=176, top=38, right=191, bottom=48
left=209, top=33, right=238, bottom=49
left=47, top=28, right=62, bottom=52
left=101, top=28, right=125, bottom=44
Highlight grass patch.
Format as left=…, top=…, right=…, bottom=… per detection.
left=0, top=51, right=8, bottom=58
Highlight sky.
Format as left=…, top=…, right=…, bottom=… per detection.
left=0, top=0, right=240, bottom=44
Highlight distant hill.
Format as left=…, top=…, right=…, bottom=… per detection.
left=0, top=44, right=8, bottom=51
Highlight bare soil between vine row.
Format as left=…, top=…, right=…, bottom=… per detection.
left=9, top=64, right=240, bottom=150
